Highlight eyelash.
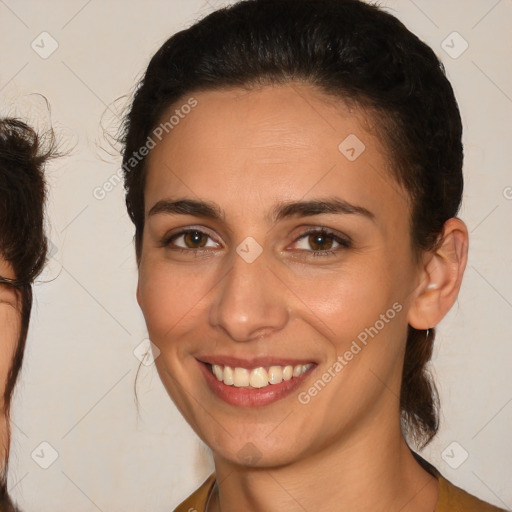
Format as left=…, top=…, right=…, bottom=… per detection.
left=161, top=227, right=351, bottom=258
left=295, top=228, right=351, bottom=257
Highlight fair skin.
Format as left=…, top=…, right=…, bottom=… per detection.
left=0, top=258, right=20, bottom=470
left=137, top=84, right=468, bottom=512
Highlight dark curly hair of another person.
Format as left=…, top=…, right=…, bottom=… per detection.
left=0, top=117, right=57, bottom=510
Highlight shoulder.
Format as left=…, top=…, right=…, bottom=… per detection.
left=172, top=473, right=216, bottom=512
left=412, top=451, right=506, bottom=512
left=436, top=473, right=508, bottom=512
left=170, top=469, right=508, bottom=512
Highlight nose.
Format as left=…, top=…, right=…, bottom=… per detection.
left=208, top=248, right=289, bottom=342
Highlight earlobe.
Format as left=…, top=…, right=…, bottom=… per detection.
left=408, top=218, right=469, bottom=330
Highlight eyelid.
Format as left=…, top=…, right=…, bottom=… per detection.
left=161, top=225, right=222, bottom=249
left=0, top=286, right=20, bottom=309
left=289, top=226, right=352, bottom=247
left=160, top=224, right=351, bottom=255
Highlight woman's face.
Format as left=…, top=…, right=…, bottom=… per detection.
left=0, top=258, right=20, bottom=461
left=137, top=84, right=425, bottom=467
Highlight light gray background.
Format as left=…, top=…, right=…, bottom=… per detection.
left=0, top=1, right=510, bottom=510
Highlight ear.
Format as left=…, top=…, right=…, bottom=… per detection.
left=408, top=218, right=468, bottom=330
left=136, top=278, right=142, bottom=307
left=136, top=250, right=143, bottom=307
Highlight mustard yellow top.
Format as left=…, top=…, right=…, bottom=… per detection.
left=173, top=472, right=507, bottom=512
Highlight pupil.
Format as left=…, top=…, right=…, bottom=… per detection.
left=186, top=231, right=206, bottom=247
left=310, top=233, right=331, bottom=250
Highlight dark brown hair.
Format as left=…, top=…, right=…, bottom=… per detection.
left=120, top=0, right=463, bottom=448
left=0, top=117, right=55, bottom=507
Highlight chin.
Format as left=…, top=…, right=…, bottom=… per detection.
left=212, top=442, right=299, bottom=469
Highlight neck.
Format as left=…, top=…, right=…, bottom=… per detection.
left=209, top=414, right=439, bottom=512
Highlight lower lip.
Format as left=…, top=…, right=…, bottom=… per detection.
left=198, top=361, right=315, bottom=407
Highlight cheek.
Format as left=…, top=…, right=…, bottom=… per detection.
left=137, top=258, right=213, bottom=342
left=291, top=262, right=399, bottom=337
left=0, top=307, right=20, bottom=394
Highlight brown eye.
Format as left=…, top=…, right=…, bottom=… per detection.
left=163, top=228, right=219, bottom=251
left=183, top=230, right=208, bottom=248
left=291, top=228, right=351, bottom=257
left=0, top=282, right=21, bottom=309
left=308, top=232, right=335, bottom=251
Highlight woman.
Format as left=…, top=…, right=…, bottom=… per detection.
left=120, top=0, right=505, bottom=510
left=0, top=118, right=53, bottom=510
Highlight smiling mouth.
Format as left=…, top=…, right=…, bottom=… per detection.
left=207, top=363, right=314, bottom=389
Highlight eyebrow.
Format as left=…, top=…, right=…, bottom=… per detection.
left=148, top=199, right=223, bottom=219
left=147, top=197, right=374, bottom=222
left=271, top=197, right=374, bottom=222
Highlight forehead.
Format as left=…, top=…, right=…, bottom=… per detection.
left=144, top=84, right=408, bottom=218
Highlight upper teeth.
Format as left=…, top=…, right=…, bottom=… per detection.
left=211, top=364, right=313, bottom=388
